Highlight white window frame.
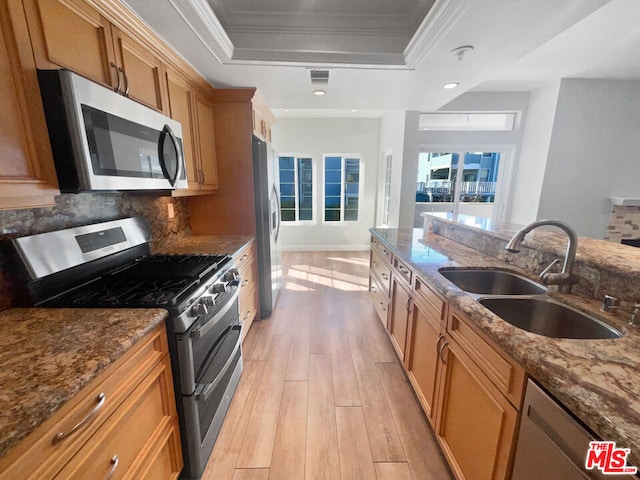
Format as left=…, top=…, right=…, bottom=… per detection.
left=322, top=154, right=364, bottom=224
left=278, top=154, right=315, bottom=225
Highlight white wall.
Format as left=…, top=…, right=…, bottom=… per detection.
left=399, top=112, right=420, bottom=228
left=509, top=82, right=561, bottom=225
left=272, top=118, right=380, bottom=250
left=377, top=111, right=406, bottom=228
left=537, top=79, right=640, bottom=239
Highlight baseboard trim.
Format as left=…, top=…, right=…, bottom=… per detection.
left=280, top=244, right=370, bottom=252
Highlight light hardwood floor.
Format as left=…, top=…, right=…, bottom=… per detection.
left=202, top=251, right=452, bottom=480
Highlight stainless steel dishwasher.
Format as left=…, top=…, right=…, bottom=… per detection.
left=512, top=379, right=637, bottom=480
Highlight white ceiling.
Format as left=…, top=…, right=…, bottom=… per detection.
left=123, top=0, right=640, bottom=116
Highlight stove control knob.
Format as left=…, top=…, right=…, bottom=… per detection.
left=224, top=268, right=240, bottom=282
left=210, top=283, right=227, bottom=294
left=191, top=301, right=209, bottom=317
left=202, top=296, right=215, bottom=307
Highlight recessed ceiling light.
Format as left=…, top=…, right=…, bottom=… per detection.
left=351, top=109, right=357, bottom=112
left=313, top=90, right=326, bottom=96
left=443, top=83, right=459, bottom=89
left=284, top=109, right=289, bottom=112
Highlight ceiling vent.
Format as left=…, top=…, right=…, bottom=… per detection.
left=310, top=69, right=329, bottom=85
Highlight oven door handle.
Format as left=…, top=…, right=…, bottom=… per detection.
left=190, top=281, right=240, bottom=340
left=196, top=325, right=241, bottom=402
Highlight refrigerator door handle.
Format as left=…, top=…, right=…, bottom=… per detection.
left=272, top=185, right=281, bottom=242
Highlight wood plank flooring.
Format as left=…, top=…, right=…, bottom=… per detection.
left=202, top=251, right=452, bottom=480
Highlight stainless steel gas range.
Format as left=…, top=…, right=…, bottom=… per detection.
left=9, top=217, right=242, bottom=480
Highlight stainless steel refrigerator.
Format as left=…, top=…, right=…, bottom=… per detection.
left=252, top=135, right=282, bottom=318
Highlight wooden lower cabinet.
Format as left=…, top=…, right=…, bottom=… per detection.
left=388, top=276, right=411, bottom=363
left=55, top=355, right=181, bottom=479
left=236, top=241, right=258, bottom=340
left=0, top=323, right=182, bottom=480
left=406, top=298, right=444, bottom=425
left=435, top=338, right=518, bottom=480
left=369, top=237, right=525, bottom=480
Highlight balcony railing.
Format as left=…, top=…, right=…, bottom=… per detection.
left=416, top=181, right=496, bottom=202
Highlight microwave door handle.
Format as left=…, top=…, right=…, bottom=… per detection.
left=158, top=124, right=183, bottom=187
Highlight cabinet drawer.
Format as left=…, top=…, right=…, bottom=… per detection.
left=131, top=421, right=182, bottom=480
left=0, top=325, right=169, bottom=480
left=55, top=355, right=179, bottom=479
left=447, top=309, right=526, bottom=408
left=370, top=248, right=391, bottom=294
left=239, top=285, right=258, bottom=341
left=414, top=276, right=446, bottom=327
left=392, top=256, right=413, bottom=286
left=234, top=241, right=255, bottom=272
left=238, top=256, right=256, bottom=302
left=370, top=235, right=393, bottom=264
left=369, top=274, right=389, bottom=327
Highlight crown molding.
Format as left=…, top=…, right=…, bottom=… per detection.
left=404, top=0, right=470, bottom=69
left=167, top=0, right=234, bottom=63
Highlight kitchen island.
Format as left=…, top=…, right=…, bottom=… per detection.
left=370, top=226, right=640, bottom=468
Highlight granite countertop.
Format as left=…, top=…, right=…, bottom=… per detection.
left=155, top=234, right=254, bottom=257
left=0, top=308, right=168, bottom=460
left=371, top=228, right=640, bottom=465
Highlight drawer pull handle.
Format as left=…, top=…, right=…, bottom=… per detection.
left=240, top=254, right=248, bottom=261
left=371, top=285, right=377, bottom=292
left=398, top=265, right=410, bottom=275
left=381, top=273, right=389, bottom=280
left=382, top=249, right=390, bottom=256
left=372, top=260, right=378, bottom=266
left=243, top=310, right=252, bottom=320
left=241, top=279, right=249, bottom=287
left=52, top=392, right=106, bottom=445
left=438, top=341, right=449, bottom=364
left=435, top=333, right=444, bottom=353
left=380, top=302, right=387, bottom=311
left=105, top=455, right=119, bottom=479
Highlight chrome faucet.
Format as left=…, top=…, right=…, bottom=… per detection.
left=504, top=219, right=579, bottom=293
left=601, top=295, right=640, bottom=326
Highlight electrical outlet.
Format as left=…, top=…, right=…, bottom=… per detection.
left=167, top=202, right=175, bottom=219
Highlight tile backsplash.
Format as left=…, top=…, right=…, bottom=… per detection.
left=0, top=193, right=191, bottom=309
left=605, top=205, right=640, bottom=243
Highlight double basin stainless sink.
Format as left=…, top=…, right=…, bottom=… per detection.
left=438, top=268, right=622, bottom=339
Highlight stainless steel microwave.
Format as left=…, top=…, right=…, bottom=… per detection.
left=38, top=69, right=187, bottom=192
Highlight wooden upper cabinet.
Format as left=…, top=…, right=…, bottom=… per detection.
left=24, top=0, right=116, bottom=88
left=111, top=25, right=167, bottom=112
left=193, top=91, right=218, bottom=190
left=24, top=0, right=168, bottom=113
left=166, top=69, right=198, bottom=189
left=252, top=91, right=275, bottom=143
left=0, top=0, right=59, bottom=210
left=167, top=70, right=218, bottom=195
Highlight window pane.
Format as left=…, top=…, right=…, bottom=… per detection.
left=344, top=209, right=358, bottom=221
left=298, top=158, right=313, bottom=221
left=325, top=156, right=341, bottom=170
left=280, top=170, right=294, bottom=183
left=325, top=183, right=340, bottom=196
left=281, top=196, right=295, bottom=209
left=344, top=159, right=359, bottom=221
left=281, top=210, right=295, bottom=222
left=325, top=209, right=341, bottom=221
left=325, top=171, right=341, bottom=183
left=280, top=184, right=295, bottom=196
left=325, top=196, right=341, bottom=208
left=299, top=209, right=312, bottom=221
left=279, top=157, right=294, bottom=169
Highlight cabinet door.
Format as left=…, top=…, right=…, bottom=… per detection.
left=0, top=1, right=59, bottom=210
left=24, top=0, right=116, bottom=88
left=166, top=69, right=199, bottom=190
left=406, top=300, right=443, bottom=426
left=388, top=277, right=411, bottom=362
left=111, top=26, right=167, bottom=113
left=435, top=339, right=518, bottom=480
left=193, top=91, right=218, bottom=190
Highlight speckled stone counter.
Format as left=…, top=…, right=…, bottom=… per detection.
left=155, top=234, right=254, bottom=257
left=371, top=228, right=640, bottom=465
left=0, top=308, right=168, bottom=460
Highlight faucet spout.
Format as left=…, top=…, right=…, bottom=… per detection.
left=504, top=219, right=579, bottom=293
